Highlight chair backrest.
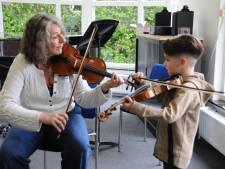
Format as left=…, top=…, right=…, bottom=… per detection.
left=149, top=64, right=169, bottom=80
left=0, top=64, right=9, bottom=89
left=0, top=56, right=15, bottom=88
left=0, top=38, right=21, bottom=56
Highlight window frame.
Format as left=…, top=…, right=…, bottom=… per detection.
left=0, top=0, right=166, bottom=36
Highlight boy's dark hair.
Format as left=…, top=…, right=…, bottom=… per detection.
left=163, top=35, right=203, bottom=60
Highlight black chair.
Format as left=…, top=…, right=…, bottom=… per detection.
left=0, top=59, right=11, bottom=136
left=0, top=56, right=15, bottom=137
left=0, top=56, right=15, bottom=88
left=0, top=64, right=9, bottom=89
left=0, top=38, right=21, bottom=56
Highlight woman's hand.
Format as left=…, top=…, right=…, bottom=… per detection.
left=39, top=112, right=69, bottom=132
left=121, top=96, right=134, bottom=111
left=131, top=72, right=145, bottom=86
left=101, top=73, right=124, bottom=93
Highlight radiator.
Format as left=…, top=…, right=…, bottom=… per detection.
left=199, top=107, right=225, bottom=156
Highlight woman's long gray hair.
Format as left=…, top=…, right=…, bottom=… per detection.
left=21, top=14, right=65, bottom=64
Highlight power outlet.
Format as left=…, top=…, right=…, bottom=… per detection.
left=220, top=9, right=225, bottom=17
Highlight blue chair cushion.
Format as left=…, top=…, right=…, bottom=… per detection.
left=149, top=64, right=169, bottom=80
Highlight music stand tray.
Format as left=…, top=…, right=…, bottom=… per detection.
left=76, top=19, right=119, bottom=57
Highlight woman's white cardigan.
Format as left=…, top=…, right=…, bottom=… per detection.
left=0, top=54, right=111, bottom=131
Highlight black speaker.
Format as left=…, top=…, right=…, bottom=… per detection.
left=154, top=7, right=172, bottom=35
left=172, top=5, right=194, bottom=35
left=155, top=7, right=171, bottom=26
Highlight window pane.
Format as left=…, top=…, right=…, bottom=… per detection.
left=2, top=2, right=55, bottom=38
left=96, top=6, right=137, bottom=63
left=61, top=5, right=81, bottom=35
left=144, top=6, right=164, bottom=26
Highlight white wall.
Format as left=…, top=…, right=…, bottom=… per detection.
left=180, top=0, right=220, bottom=83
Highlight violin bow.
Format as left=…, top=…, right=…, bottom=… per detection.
left=140, top=77, right=225, bottom=96
left=64, top=25, right=98, bottom=114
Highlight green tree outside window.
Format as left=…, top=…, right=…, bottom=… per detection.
left=2, top=2, right=55, bottom=38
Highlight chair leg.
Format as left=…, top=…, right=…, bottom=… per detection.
left=43, top=151, right=46, bottom=169
left=158, top=160, right=162, bottom=166
left=144, top=117, right=147, bottom=142
left=95, top=112, right=99, bottom=169
left=118, top=108, right=123, bottom=152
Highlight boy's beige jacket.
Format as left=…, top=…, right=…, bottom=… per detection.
left=128, top=73, right=213, bottom=169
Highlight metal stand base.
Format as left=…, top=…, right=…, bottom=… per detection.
left=90, top=140, right=118, bottom=151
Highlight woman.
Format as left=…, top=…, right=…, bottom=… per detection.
left=0, top=14, right=123, bottom=169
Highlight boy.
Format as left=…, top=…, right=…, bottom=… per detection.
left=122, top=35, right=213, bottom=169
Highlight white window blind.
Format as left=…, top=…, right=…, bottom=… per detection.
left=214, top=0, right=225, bottom=100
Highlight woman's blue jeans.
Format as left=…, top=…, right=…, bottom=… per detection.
left=0, top=107, right=91, bottom=169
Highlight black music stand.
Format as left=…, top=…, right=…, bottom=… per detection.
left=76, top=19, right=119, bottom=150
left=76, top=19, right=119, bottom=58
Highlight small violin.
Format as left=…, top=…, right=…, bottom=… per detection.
left=98, top=75, right=183, bottom=121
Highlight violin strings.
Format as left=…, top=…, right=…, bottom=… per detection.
left=83, top=64, right=111, bottom=77
left=140, top=77, right=225, bottom=96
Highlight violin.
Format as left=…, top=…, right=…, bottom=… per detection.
left=98, top=75, right=183, bottom=121
left=48, top=43, right=112, bottom=83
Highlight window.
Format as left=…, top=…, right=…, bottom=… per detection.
left=61, top=5, right=81, bottom=35
left=95, top=6, right=137, bottom=63
left=0, top=0, right=166, bottom=63
left=2, top=2, right=55, bottom=38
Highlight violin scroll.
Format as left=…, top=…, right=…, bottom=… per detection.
left=98, top=110, right=112, bottom=122
left=98, top=102, right=120, bottom=121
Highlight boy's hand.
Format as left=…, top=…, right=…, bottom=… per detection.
left=121, top=96, right=134, bottom=111
left=39, top=112, right=68, bottom=133
left=101, top=73, right=124, bottom=93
